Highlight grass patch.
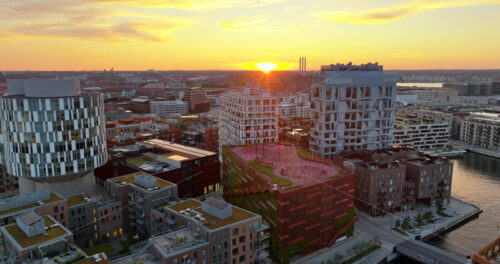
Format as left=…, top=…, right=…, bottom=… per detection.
left=343, top=245, right=380, bottom=264
left=248, top=158, right=292, bottom=186
left=127, top=155, right=153, bottom=165
left=83, top=242, right=114, bottom=256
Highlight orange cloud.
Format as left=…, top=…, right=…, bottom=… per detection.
left=312, top=0, right=500, bottom=24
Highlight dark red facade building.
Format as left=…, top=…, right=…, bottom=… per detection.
left=222, top=144, right=356, bottom=263
left=95, top=139, right=220, bottom=198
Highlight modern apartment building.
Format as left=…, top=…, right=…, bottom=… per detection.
left=393, top=113, right=450, bottom=150
left=96, top=139, right=220, bottom=198
left=0, top=79, right=107, bottom=197
left=276, top=92, right=311, bottom=119
left=460, top=112, right=500, bottom=151
left=116, top=197, right=268, bottom=264
left=219, top=88, right=278, bottom=147
left=222, top=144, right=356, bottom=262
left=150, top=100, right=188, bottom=116
left=106, top=172, right=178, bottom=237
left=310, top=63, right=396, bottom=157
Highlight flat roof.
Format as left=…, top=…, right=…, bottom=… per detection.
left=228, top=144, right=346, bottom=188
left=143, top=139, right=216, bottom=158
left=0, top=193, right=64, bottom=216
left=4, top=216, right=70, bottom=249
left=111, top=172, right=174, bottom=190
left=152, top=229, right=208, bottom=257
left=67, top=194, right=92, bottom=207
left=168, top=199, right=257, bottom=230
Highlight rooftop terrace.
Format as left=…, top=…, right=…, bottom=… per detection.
left=168, top=199, right=257, bottom=230
left=229, top=144, right=345, bottom=188
left=3, top=216, right=70, bottom=249
left=67, top=194, right=94, bottom=207
left=153, top=228, right=208, bottom=257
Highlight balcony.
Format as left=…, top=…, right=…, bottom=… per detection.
left=258, top=233, right=270, bottom=241
left=137, top=219, right=145, bottom=225
left=166, top=219, right=176, bottom=226
left=256, top=242, right=269, bottom=251
left=129, top=213, right=136, bottom=219
left=258, top=251, right=269, bottom=260
left=252, top=222, right=269, bottom=232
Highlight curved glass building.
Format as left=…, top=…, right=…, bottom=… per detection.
left=0, top=79, right=107, bottom=196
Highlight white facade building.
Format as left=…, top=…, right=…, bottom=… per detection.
left=0, top=79, right=107, bottom=196
left=219, top=88, right=278, bottom=146
left=310, top=63, right=396, bottom=157
left=150, top=100, right=188, bottom=116
left=276, top=93, right=311, bottom=118
left=393, top=113, right=450, bottom=150
left=460, top=112, right=500, bottom=151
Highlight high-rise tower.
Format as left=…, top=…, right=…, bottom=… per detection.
left=0, top=79, right=107, bottom=196
left=309, top=63, right=396, bottom=157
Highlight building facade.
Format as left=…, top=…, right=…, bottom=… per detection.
left=393, top=113, right=450, bottom=150
left=222, top=144, right=356, bottom=263
left=0, top=79, right=107, bottom=196
left=310, top=63, right=396, bottom=157
left=150, top=100, right=188, bottom=116
left=219, top=88, right=278, bottom=147
left=183, top=88, right=210, bottom=114
left=460, top=112, right=500, bottom=151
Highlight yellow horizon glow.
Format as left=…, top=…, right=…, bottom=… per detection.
left=0, top=0, right=499, bottom=70
left=256, top=62, right=277, bottom=73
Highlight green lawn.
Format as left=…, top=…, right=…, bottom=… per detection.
left=83, top=242, right=114, bottom=256
left=127, top=155, right=153, bottom=165
left=248, top=159, right=292, bottom=186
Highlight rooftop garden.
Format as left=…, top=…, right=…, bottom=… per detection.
left=83, top=242, right=114, bottom=256
left=5, top=217, right=68, bottom=248
left=248, top=158, right=292, bottom=186
left=127, top=155, right=153, bottom=165
left=0, top=193, right=63, bottom=216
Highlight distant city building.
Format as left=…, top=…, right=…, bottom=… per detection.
left=183, top=87, right=210, bottom=114
left=222, top=144, right=356, bottom=262
left=310, top=63, right=396, bottom=157
left=0, top=79, right=107, bottom=197
left=393, top=113, right=450, bottom=150
left=460, top=112, right=500, bottom=151
left=219, top=88, right=278, bottom=147
left=129, top=96, right=151, bottom=114
left=116, top=198, right=269, bottom=264
left=335, top=147, right=453, bottom=216
left=150, top=100, right=188, bottom=116
left=444, top=82, right=500, bottom=96
left=397, top=87, right=459, bottom=104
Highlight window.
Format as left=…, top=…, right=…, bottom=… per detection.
left=54, top=206, right=59, bottom=213
left=202, top=249, right=207, bottom=256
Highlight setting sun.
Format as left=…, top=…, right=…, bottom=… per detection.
left=256, top=63, right=277, bottom=73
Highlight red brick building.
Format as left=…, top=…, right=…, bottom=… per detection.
left=222, top=144, right=356, bottom=263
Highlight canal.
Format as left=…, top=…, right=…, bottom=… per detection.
left=427, top=152, right=500, bottom=257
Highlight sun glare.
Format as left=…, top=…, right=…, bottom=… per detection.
left=257, top=62, right=277, bottom=73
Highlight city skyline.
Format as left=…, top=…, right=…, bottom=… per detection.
left=1, top=0, right=500, bottom=71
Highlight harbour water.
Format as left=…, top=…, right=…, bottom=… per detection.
left=428, top=152, right=500, bottom=257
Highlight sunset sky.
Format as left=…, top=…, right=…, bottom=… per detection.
left=1, top=0, right=500, bottom=71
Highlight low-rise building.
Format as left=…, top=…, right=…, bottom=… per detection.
left=96, top=139, right=220, bottom=198
left=115, top=197, right=268, bottom=264
left=0, top=211, right=73, bottom=263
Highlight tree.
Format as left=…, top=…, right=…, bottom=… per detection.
left=395, top=219, right=401, bottom=228
left=402, top=216, right=412, bottom=230
left=423, top=211, right=435, bottom=223
left=436, top=200, right=446, bottom=217
left=414, top=212, right=424, bottom=227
